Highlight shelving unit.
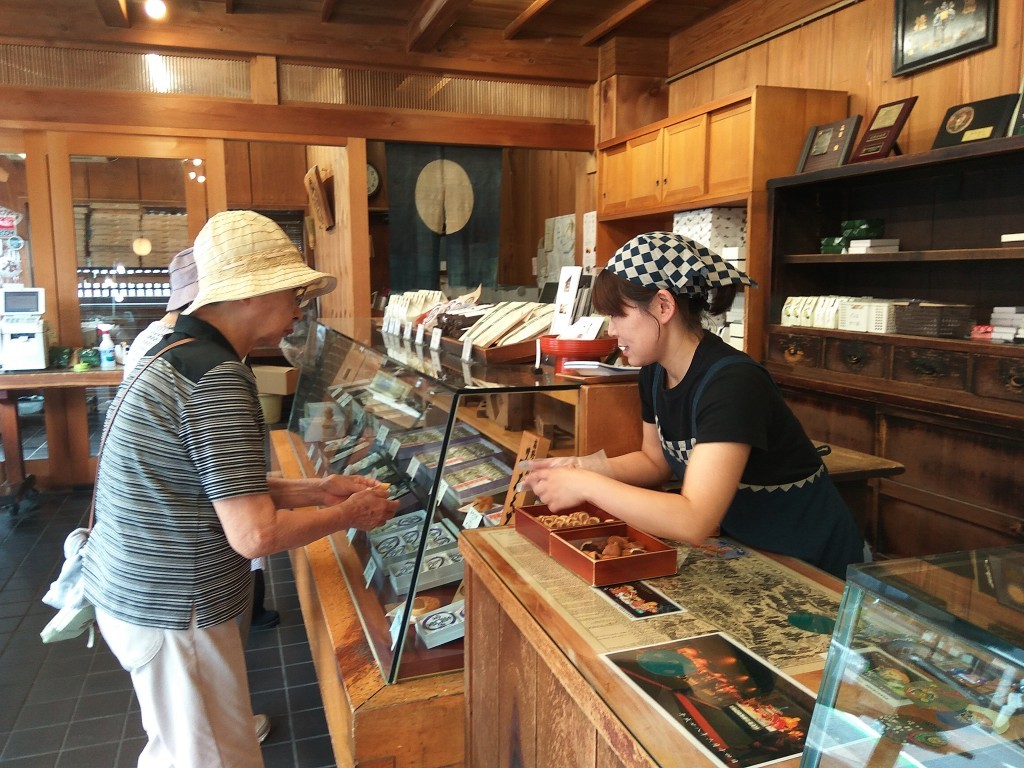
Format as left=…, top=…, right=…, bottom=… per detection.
left=765, top=135, right=1024, bottom=559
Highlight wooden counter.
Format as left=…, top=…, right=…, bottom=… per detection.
left=460, top=528, right=845, bottom=767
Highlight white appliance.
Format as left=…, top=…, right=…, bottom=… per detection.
left=0, top=286, right=48, bottom=371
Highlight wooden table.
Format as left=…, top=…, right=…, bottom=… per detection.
left=0, top=369, right=122, bottom=501
left=461, top=527, right=846, bottom=768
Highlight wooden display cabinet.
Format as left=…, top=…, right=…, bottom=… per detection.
left=765, top=136, right=1024, bottom=559
left=272, top=318, right=643, bottom=767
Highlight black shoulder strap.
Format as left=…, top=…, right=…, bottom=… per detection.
left=690, top=355, right=764, bottom=429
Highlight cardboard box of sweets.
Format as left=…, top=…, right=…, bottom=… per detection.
left=386, top=547, right=464, bottom=593
left=515, top=501, right=619, bottom=553
left=438, top=455, right=513, bottom=509
left=414, top=599, right=466, bottom=649
left=549, top=522, right=677, bottom=586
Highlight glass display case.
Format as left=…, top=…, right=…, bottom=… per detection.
left=803, top=546, right=1024, bottom=767
left=281, top=319, right=582, bottom=684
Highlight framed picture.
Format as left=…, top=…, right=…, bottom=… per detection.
left=893, top=0, right=997, bottom=77
left=795, top=116, right=863, bottom=173
left=848, top=97, right=918, bottom=163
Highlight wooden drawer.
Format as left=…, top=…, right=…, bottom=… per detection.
left=892, top=347, right=968, bottom=391
left=824, top=337, right=887, bottom=379
left=767, top=332, right=822, bottom=368
left=973, top=355, right=1024, bottom=405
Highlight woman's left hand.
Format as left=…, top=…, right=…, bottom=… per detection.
left=522, top=467, right=590, bottom=511
left=319, top=474, right=383, bottom=506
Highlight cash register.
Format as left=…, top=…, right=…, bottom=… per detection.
left=0, top=286, right=48, bottom=371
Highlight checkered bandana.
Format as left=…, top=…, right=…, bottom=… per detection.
left=605, top=232, right=756, bottom=297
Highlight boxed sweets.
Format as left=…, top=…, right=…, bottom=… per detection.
left=369, top=518, right=458, bottom=569
left=548, top=522, right=677, bottom=586
left=407, top=437, right=504, bottom=487
left=414, top=599, right=466, bottom=649
left=515, top=501, right=619, bottom=553
left=438, top=455, right=514, bottom=509
left=383, top=422, right=480, bottom=463
left=386, top=546, right=464, bottom=593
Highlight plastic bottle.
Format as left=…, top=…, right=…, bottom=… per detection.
left=98, top=324, right=116, bottom=370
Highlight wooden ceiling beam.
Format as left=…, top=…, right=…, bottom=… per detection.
left=504, top=0, right=557, bottom=41
left=0, top=85, right=595, bottom=150
left=95, top=0, right=129, bottom=28
left=581, top=0, right=661, bottom=47
left=407, top=0, right=473, bottom=53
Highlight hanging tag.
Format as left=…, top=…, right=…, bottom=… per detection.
left=363, top=558, right=377, bottom=588
left=415, top=324, right=426, bottom=346
left=430, top=327, right=443, bottom=350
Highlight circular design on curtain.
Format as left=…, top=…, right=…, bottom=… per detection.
left=414, top=159, right=474, bottom=235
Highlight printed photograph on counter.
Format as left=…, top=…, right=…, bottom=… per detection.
left=605, top=632, right=816, bottom=768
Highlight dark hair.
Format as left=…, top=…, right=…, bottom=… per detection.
left=592, top=268, right=737, bottom=335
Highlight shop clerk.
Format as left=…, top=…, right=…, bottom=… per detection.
left=524, top=232, right=865, bottom=579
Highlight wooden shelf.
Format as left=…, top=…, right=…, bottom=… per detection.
left=766, top=324, right=1024, bottom=355
left=782, top=246, right=1024, bottom=264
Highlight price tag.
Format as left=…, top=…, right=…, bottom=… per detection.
left=463, top=508, right=483, bottom=529
left=363, top=558, right=377, bottom=588
left=389, top=609, right=405, bottom=649
left=461, top=336, right=473, bottom=361
left=407, top=457, right=422, bottom=481
left=306, top=443, right=317, bottom=460
left=376, top=424, right=389, bottom=444
left=437, top=479, right=450, bottom=505
left=313, top=456, right=324, bottom=475
left=403, top=322, right=414, bottom=340
left=430, top=327, right=443, bottom=350
left=415, top=324, right=426, bottom=345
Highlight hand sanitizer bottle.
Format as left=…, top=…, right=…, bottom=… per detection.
left=98, top=324, right=116, bottom=370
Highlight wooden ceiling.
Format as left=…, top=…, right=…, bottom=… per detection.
left=0, top=0, right=741, bottom=84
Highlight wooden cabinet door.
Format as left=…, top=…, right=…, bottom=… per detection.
left=661, top=115, right=707, bottom=205
left=598, top=142, right=630, bottom=216
left=707, top=102, right=752, bottom=199
left=625, top=130, right=662, bottom=209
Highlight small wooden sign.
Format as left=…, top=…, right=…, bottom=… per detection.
left=304, top=164, right=335, bottom=231
left=849, top=97, right=918, bottom=163
left=931, top=93, right=1020, bottom=149
left=795, top=116, right=862, bottom=173
left=500, top=431, right=551, bottom=525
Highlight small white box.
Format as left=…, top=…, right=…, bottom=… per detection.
left=387, top=547, right=464, bottom=593
left=780, top=296, right=802, bottom=327
left=798, top=296, right=819, bottom=327
left=414, top=600, right=466, bottom=649
left=838, top=300, right=871, bottom=332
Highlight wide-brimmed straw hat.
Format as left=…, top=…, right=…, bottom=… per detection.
left=183, top=210, right=336, bottom=315
left=165, top=247, right=198, bottom=312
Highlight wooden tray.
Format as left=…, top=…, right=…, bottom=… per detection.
left=439, top=335, right=537, bottom=364
left=514, top=501, right=619, bottom=553
left=549, top=522, right=677, bottom=586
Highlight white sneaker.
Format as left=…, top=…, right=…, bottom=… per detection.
left=254, top=713, right=271, bottom=744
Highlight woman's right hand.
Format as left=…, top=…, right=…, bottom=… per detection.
left=341, top=486, right=398, bottom=531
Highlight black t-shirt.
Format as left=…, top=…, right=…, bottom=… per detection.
left=639, top=333, right=822, bottom=485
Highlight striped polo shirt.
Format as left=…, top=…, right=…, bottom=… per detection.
left=83, top=315, right=269, bottom=630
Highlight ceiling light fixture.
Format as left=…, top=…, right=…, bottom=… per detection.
left=144, top=0, right=168, bottom=20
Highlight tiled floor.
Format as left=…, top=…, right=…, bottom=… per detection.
left=0, top=491, right=336, bottom=767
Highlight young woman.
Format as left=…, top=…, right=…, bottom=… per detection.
left=524, top=232, right=864, bottom=579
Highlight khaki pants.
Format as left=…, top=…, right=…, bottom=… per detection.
left=96, top=607, right=263, bottom=768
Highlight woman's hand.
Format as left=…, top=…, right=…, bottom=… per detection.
left=319, top=474, right=382, bottom=506
left=522, top=467, right=592, bottom=511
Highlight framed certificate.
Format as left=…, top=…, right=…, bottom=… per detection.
left=795, top=116, right=863, bottom=173
left=848, top=97, right=918, bottom=164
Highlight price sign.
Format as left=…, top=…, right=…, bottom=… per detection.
left=415, top=324, right=426, bottom=345
left=461, top=337, right=473, bottom=361
left=430, top=327, right=443, bottom=350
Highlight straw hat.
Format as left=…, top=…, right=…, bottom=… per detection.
left=165, top=247, right=198, bottom=312
left=183, top=210, right=336, bottom=315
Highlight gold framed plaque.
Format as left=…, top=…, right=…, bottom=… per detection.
left=849, top=97, right=918, bottom=164
left=932, top=93, right=1020, bottom=149
left=795, top=116, right=863, bottom=173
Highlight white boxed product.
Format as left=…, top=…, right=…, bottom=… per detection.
left=387, top=546, right=465, bottom=593
left=837, top=299, right=871, bottom=332
left=780, top=296, right=802, bottom=327
left=865, top=300, right=901, bottom=334
left=438, top=455, right=514, bottom=509
left=369, top=519, right=458, bottom=569
left=797, top=296, right=819, bottom=327
left=414, top=599, right=466, bottom=649
left=721, top=245, right=747, bottom=266
left=812, top=296, right=840, bottom=329
left=672, top=208, right=747, bottom=252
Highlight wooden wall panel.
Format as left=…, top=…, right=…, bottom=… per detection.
left=248, top=141, right=307, bottom=208
left=668, top=0, right=1024, bottom=159
left=137, top=157, right=185, bottom=204
left=224, top=140, right=252, bottom=208
left=86, top=157, right=140, bottom=201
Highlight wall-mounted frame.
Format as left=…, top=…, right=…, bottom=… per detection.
left=795, top=116, right=863, bottom=173
left=893, top=0, right=997, bottom=76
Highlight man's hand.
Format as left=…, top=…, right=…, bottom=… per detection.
left=339, top=486, right=399, bottom=531
left=320, top=474, right=382, bottom=506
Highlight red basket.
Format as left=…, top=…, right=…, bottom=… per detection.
left=538, top=335, right=619, bottom=372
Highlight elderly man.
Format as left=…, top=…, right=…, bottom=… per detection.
left=84, top=210, right=397, bottom=768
